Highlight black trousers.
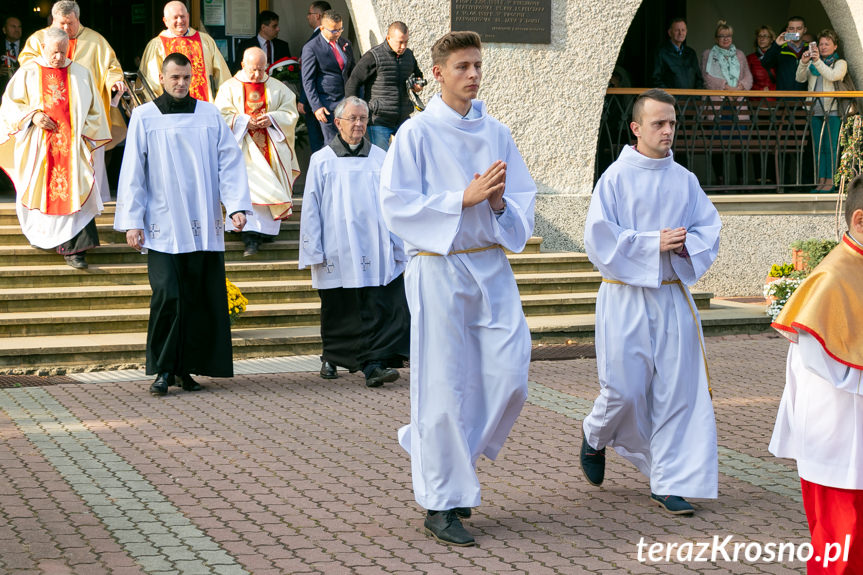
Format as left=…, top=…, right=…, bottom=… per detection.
left=146, top=250, right=233, bottom=377
left=56, top=218, right=99, bottom=255
left=318, top=274, right=410, bottom=372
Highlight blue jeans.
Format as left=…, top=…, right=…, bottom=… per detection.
left=367, top=125, right=397, bottom=150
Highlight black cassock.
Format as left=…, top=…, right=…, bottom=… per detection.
left=318, top=274, right=410, bottom=372
left=146, top=250, right=233, bottom=377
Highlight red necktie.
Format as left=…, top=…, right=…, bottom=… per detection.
left=329, top=40, right=344, bottom=70
left=265, top=39, right=272, bottom=64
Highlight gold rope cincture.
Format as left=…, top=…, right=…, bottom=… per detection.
left=416, top=244, right=502, bottom=256
left=601, top=278, right=713, bottom=398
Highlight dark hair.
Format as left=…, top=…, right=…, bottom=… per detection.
left=632, top=88, right=676, bottom=122
left=846, top=175, right=863, bottom=228
left=787, top=15, right=806, bottom=27
left=310, top=1, right=331, bottom=13
left=431, top=31, right=481, bottom=67
left=257, top=10, right=278, bottom=31
left=388, top=21, right=408, bottom=35
left=753, top=25, right=776, bottom=49
left=668, top=17, right=686, bottom=28
left=321, top=10, right=341, bottom=24
left=162, top=51, right=191, bottom=72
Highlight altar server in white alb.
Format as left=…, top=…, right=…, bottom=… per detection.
left=215, top=47, right=300, bottom=257
left=769, top=176, right=863, bottom=574
left=580, top=88, right=721, bottom=516
left=115, top=53, right=251, bottom=397
left=0, top=27, right=110, bottom=270
left=380, top=31, right=536, bottom=547
left=299, top=96, right=409, bottom=387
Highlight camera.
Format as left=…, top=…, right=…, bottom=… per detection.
left=407, top=74, right=427, bottom=91
left=785, top=32, right=801, bottom=42
left=809, top=41, right=818, bottom=54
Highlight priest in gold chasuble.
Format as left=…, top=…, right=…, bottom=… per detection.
left=140, top=1, right=231, bottom=102
left=215, top=47, right=299, bottom=256
left=0, top=28, right=110, bottom=269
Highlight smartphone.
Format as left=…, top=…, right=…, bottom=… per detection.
left=809, top=41, right=817, bottom=54
left=786, top=32, right=801, bottom=42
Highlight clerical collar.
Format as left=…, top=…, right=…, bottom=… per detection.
left=154, top=92, right=197, bottom=115
left=847, top=232, right=863, bottom=251
left=329, top=134, right=370, bottom=157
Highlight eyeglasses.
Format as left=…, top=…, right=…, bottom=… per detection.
left=337, top=115, right=368, bottom=124
left=716, top=35, right=732, bottom=39
left=757, top=34, right=772, bottom=39
left=323, top=27, right=343, bottom=34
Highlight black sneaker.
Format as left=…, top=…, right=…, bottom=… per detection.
left=650, top=493, right=694, bottom=516
left=580, top=430, right=606, bottom=486
left=424, top=510, right=475, bottom=547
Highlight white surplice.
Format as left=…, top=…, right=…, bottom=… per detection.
left=299, top=142, right=405, bottom=289
left=114, top=100, right=251, bottom=253
left=379, top=95, right=536, bottom=510
left=583, top=144, right=721, bottom=499
left=769, top=332, right=863, bottom=489
left=0, top=58, right=110, bottom=249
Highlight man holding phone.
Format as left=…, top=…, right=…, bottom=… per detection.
left=760, top=16, right=809, bottom=90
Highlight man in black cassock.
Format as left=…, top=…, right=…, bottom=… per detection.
left=114, top=52, right=252, bottom=396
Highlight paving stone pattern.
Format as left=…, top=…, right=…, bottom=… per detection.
left=0, top=333, right=809, bottom=573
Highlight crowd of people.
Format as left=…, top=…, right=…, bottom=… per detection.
left=649, top=15, right=850, bottom=191
left=0, top=1, right=860, bottom=566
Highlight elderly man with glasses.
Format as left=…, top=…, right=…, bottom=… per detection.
left=299, top=95, right=409, bottom=387
left=300, top=10, right=355, bottom=149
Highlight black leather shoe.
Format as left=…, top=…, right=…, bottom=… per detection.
left=64, top=254, right=88, bottom=269
left=365, top=366, right=399, bottom=388
left=424, top=510, right=475, bottom=546
left=454, top=507, right=472, bottom=519
left=177, top=374, right=203, bottom=391
left=149, top=373, right=173, bottom=396
left=580, top=430, right=606, bottom=486
left=320, top=361, right=338, bottom=379
left=243, top=241, right=259, bottom=257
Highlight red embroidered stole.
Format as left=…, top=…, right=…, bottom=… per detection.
left=243, top=81, right=270, bottom=163
left=39, top=65, right=74, bottom=215
left=66, top=38, right=77, bottom=60
left=160, top=32, right=209, bottom=101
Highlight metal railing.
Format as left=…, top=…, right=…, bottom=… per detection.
left=598, top=88, right=863, bottom=193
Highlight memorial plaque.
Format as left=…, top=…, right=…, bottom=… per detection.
left=451, top=0, right=551, bottom=44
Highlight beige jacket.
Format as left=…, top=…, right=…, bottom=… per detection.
left=796, top=57, right=847, bottom=113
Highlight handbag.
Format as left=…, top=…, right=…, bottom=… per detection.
left=836, top=72, right=862, bottom=116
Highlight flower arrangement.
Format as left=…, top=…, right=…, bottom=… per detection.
left=764, top=277, right=803, bottom=320
left=226, top=278, right=248, bottom=326
left=767, top=263, right=795, bottom=278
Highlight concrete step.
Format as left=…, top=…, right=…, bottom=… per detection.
left=0, top=290, right=713, bottom=337
left=0, top=302, right=772, bottom=372
left=0, top=222, right=301, bottom=245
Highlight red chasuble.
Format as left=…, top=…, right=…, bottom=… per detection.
left=243, top=81, right=271, bottom=164
left=160, top=32, right=209, bottom=101
left=39, top=65, right=75, bottom=215
left=66, top=38, right=77, bottom=60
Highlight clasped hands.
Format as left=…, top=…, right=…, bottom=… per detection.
left=463, top=160, right=507, bottom=211
left=248, top=113, right=272, bottom=130
left=660, top=227, right=687, bottom=254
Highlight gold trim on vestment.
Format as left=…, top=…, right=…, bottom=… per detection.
left=601, top=278, right=713, bottom=397
left=416, top=244, right=502, bottom=256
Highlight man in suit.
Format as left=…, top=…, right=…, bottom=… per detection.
left=235, top=10, right=291, bottom=71
left=301, top=10, right=354, bottom=149
left=298, top=1, right=331, bottom=151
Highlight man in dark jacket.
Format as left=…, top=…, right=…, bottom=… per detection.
left=300, top=10, right=355, bottom=149
left=234, top=10, right=291, bottom=71
left=651, top=18, right=703, bottom=89
left=345, top=21, right=423, bottom=150
left=760, top=16, right=808, bottom=91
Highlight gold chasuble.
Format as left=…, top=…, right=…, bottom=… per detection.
left=0, top=60, right=110, bottom=215
left=141, top=29, right=231, bottom=102
left=773, top=235, right=863, bottom=369
left=214, top=75, right=300, bottom=221
left=160, top=33, right=209, bottom=101
left=18, top=27, right=125, bottom=148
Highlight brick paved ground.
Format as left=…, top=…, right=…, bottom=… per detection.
left=0, top=332, right=813, bottom=574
